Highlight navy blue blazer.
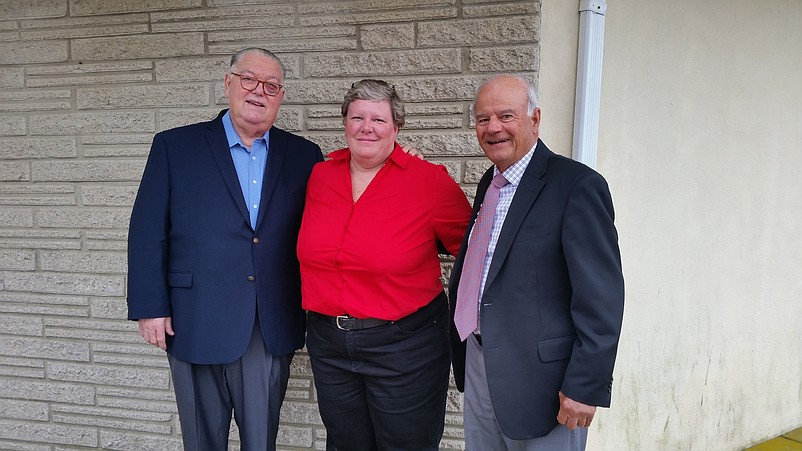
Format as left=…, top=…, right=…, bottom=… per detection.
left=449, top=140, right=624, bottom=439
left=127, top=110, right=323, bottom=364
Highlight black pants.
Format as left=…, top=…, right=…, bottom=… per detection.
left=306, top=292, right=450, bottom=451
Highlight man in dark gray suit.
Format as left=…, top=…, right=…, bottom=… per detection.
left=449, top=74, right=625, bottom=450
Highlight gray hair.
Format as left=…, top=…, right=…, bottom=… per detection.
left=341, top=79, right=405, bottom=128
left=229, top=47, right=286, bottom=80
left=473, top=74, right=539, bottom=116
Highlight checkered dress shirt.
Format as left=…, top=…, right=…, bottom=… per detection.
left=475, top=145, right=536, bottom=332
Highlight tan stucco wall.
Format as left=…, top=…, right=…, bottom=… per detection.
left=542, top=1, right=802, bottom=449
left=538, top=0, right=579, bottom=156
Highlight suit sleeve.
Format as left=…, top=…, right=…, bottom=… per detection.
left=127, top=133, right=171, bottom=320
left=560, top=170, right=625, bottom=407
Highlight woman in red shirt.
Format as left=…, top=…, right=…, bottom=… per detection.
left=298, top=79, right=471, bottom=450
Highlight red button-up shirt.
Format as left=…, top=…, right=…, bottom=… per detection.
left=298, top=143, right=471, bottom=320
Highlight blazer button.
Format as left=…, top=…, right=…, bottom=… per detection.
left=247, top=275, right=255, bottom=282
left=253, top=237, right=260, bottom=244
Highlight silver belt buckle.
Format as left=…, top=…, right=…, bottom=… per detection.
left=335, top=315, right=351, bottom=331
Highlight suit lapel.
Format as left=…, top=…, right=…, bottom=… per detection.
left=255, top=127, right=286, bottom=230
left=484, top=140, right=551, bottom=288
left=206, top=111, right=251, bottom=226
left=469, top=168, right=494, bottom=232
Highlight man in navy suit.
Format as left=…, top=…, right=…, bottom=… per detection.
left=449, top=74, right=625, bottom=450
left=127, top=48, right=323, bottom=450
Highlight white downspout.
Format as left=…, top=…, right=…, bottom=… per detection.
left=572, top=0, right=607, bottom=169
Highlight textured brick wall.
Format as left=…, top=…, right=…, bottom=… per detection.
left=0, top=1, right=540, bottom=449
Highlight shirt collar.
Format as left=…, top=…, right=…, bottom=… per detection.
left=222, top=111, right=270, bottom=150
left=494, top=143, right=536, bottom=186
left=386, top=142, right=409, bottom=168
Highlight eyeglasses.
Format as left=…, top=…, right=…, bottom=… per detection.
left=231, top=72, right=283, bottom=96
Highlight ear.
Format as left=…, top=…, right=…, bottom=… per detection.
left=223, top=73, right=232, bottom=98
left=530, top=107, right=541, bottom=129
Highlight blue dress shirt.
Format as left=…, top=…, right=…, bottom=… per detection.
left=222, top=111, right=269, bottom=229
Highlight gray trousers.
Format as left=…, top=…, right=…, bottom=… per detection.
left=168, top=320, right=293, bottom=451
left=464, top=334, right=588, bottom=451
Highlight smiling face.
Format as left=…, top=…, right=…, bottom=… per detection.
left=344, top=99, right=399, bottom=169
left=224, top=50, right=284, bottom=143
left=474, top=76, right=540, bottom=172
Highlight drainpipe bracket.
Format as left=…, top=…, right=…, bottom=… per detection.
left=579, top=0, right=607, bottom=15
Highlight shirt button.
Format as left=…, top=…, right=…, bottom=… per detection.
left=252, top=180, right=257, bottom=184
left=247, top=275, right=255, bottom=282
left=253, top=237, right=260, bottom=244
left=252, top=204, right=258, bottom=209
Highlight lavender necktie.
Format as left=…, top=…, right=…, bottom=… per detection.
left=454, top=172, right=509, bottom=341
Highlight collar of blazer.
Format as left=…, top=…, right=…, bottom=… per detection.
left=204, top=109, right=289, bottom=231
left=482, top=139, right=552, bottom=289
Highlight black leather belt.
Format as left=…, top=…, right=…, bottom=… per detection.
left=314, top=292, right=447, bottom=332
left=334, top=315, right=392, bottom=331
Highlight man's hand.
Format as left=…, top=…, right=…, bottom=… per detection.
left=556, top=391, right=597, bottom=429
left=138, top=317, right=175, bottom=351
left=401, top=144, right=424, bottom=160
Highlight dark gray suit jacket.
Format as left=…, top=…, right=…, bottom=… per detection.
left=449, top=139, right=624, bottom=439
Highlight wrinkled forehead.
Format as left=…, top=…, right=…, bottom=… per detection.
left=475, top=80, right=528, bottom=113
left=474, top=97, right=527, bottom=118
